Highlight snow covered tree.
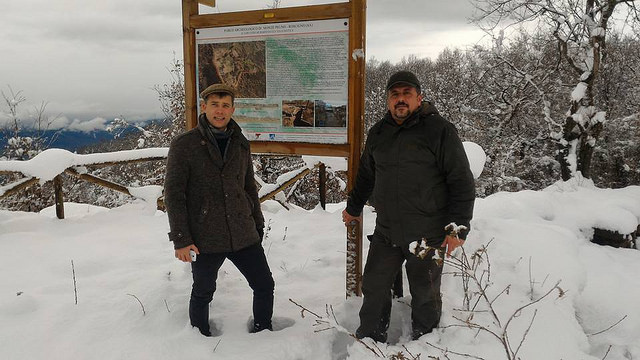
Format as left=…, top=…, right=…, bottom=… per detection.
left=472, top=0, right=640, bottom=180
left=1, top=86, right=58, bottom=160
left=152, top=57, right=186, bottom=144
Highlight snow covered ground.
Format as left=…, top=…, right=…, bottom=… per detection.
left=1, top=180, right=639, bottom=359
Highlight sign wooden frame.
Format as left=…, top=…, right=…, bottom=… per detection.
left=181, top=0, right=366, bottom=297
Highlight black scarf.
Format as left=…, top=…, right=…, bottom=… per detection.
left=199, top=114, right=233, bottom=159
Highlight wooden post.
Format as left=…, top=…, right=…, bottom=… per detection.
left=53, top=175, right=64, bottom=219
left=346, top=0, right=366, bottom=298
left=319, top=162, right=326, bottom=210
left=183, top=0, right=199, bottom=130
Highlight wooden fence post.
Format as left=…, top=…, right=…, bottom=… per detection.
left=53, top=175, right=64, bottom=219
left=319, top=162, right=326, bottom=210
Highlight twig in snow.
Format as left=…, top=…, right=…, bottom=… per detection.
left=289, top=298, right=322, bottom=319
left=213, top=339, right=222, bottom=352
left=401, top=345, right=421, bottom=359
left=425, top=341, right=487, bottom=360
left=587, top=315, right=628, bottom=336
left=326, top=304, right=340, bottom=326
left=127, top=293, right=146, bottom=315
left=282, top=226, right=288, bottom=242
left=289, top=298, right=383, bottom=358
left=164, top=299, right=171, bottom=313
left=441, top=240, right=563, bottom=360
left=71, top=260, right=78, bottom=305
left=600, top=345, right=612, bottom=360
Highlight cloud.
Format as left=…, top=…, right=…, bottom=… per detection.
left=66, top=117, right=109, bottom=132
left=0, top=0, right=485, bottom=122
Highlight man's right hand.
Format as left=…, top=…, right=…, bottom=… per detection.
left=342, top=209, right=362, bottom=226
left=175, top=244, right=200, bottom=263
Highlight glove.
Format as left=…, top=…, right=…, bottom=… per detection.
left=257, top=227, right=264, bottom=242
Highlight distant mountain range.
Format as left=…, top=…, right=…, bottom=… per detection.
left=0, top=119, right=165, bottom=153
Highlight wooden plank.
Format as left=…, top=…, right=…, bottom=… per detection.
left=346, top=0, right=366, bottom=298
left=75, top=157, right=166, bottom=169
left=198, top=0, right=215, bottom=7
left=53, top=175, right=65, bottom=219
left=0, top=177, right=39, bottom=200
left=190, top=3, right=351, bottom=28
left=64, top=168, right=132, bottom=197
left=0, top=170, right=20, bottom=175
left=183, top=0, right=199, bottom=130
left=259, top=167, right=311, bottom=202
left=251, top=142, right=349, bottom=157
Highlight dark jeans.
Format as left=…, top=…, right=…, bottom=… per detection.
left=356, top=236, right=443, bottom=341
left=189, top=243, right=274, bottom=335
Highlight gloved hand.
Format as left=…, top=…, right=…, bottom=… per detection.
left=257, top=227, right=264, bottom=242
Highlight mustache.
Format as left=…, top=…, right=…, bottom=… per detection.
left=394, top=102, right=408, bottom=109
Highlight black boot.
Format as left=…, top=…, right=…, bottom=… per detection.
left=355, top=327, right=388, bottom=343
left=251, top=320, right=273, bottom=333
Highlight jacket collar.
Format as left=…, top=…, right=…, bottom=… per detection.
left=196, top=113, right=244, bottom=168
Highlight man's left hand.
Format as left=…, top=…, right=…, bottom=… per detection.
left=175, top=244, right=199, bottom=263
left=441, top=234, right=464, bottom=258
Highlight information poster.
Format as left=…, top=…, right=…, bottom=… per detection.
left=196, top=18, right=349, bottom=144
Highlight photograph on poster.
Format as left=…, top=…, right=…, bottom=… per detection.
left=314, top=100, right=347, bottom=128
left=197, top=41, right=266, bottom=98
left=233, top=101, right=281, bottom=125
left=282, top=100, right=314, bottom=127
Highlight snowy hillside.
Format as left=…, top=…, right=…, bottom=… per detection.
left=1, top=181, right=639, bottom=359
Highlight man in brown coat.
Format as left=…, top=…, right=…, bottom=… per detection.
left=164, top=83, right=274, bottom=336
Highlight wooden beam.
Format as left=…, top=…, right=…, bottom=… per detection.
left=251, top=142, right=349, bottom=157
left=0, top=177, right=39, bottom=200
left=64, top=168, right=133, bottom=197
left=74, top=157, right=166, bottom=169
left=190, top=3, right=351, bottom=28
left=183, top=0, right=199, bottom=130
left=259, top=167, right=311, bottom=202
left=346, top=0, right=366, bottom=298
left=198, top=0, right=215, bottom=7
left=0, top=170, right=20, bottom=175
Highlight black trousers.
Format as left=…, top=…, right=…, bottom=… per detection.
left=189, top=243, right=274, bottom=334
left=357, top=236, right=443, bottom=340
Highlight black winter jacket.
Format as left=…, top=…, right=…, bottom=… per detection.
left=164, top=114, right=264, bottom=253
left=346, top=102, right=475, bottom=247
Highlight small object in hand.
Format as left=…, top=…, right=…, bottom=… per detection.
left=189, top=249, right=197, bottom=262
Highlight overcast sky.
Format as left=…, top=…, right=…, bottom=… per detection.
left=0, top=0, right=485, bottom=128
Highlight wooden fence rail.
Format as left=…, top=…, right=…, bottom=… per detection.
left=0, top=149, right=329, bottom=219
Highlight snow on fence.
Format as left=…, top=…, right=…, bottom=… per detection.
left=0, top=148, right=336, bottom=219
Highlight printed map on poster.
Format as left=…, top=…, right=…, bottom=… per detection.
left=196, top=18, right=349, bottom=144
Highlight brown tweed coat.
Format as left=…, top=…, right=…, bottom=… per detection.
left=164, top=116, right=264, bottom=253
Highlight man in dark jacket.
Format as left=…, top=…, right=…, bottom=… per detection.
left=164, top=83, right=274, bottom=336
left=342, top=71, right=475, bottom=342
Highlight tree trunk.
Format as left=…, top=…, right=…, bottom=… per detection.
left=558, top=115, right=581, bottom=181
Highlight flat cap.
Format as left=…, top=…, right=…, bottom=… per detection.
left=200, top=83, right=236, bottom=100
left=386, top=70, right=421, bottom=93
